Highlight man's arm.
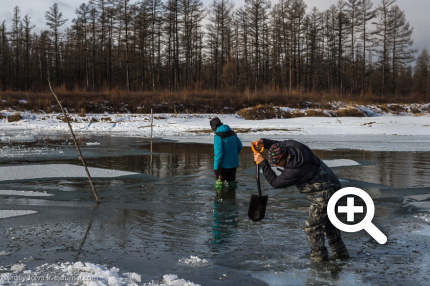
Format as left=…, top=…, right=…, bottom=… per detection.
left=213, top=135, right=223, bottom=170
left=259, top=160, right=301, bottom=189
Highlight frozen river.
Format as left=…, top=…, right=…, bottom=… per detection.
left=0, top=134, right=430, bottom=285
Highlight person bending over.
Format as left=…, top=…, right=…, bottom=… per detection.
left=253, top=138, right=349, bottom=261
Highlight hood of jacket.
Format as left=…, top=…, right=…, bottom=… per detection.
left=215, top=124, right=231, bottom=133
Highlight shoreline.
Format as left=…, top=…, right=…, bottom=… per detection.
left=1, top=113, right=429, bottom=151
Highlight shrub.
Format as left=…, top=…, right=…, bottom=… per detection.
left=304, top=109, right=330, bottom=117
left=7, top=113, right=22, bottom=122
left=333, top=107, right=365, bottom=117
left=238, top=105, right=286, bottom=120
left=387, top=104, right=408, bottom=114
left=289, top=110, right=307, bottom=118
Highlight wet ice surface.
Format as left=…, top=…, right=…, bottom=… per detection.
left=0, top=135, right=429, bottom=285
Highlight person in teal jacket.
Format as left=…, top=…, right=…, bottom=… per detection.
left=210, top=117, right=242, bottom=189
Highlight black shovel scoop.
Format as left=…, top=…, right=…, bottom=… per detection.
left=248, top=144, right=269, bottom=222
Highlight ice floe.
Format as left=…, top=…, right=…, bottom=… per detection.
left=0, top=190, right=53, bottom=197
left=0, top=210, right=37, bottom=219
left=0, top=164, right=140, bottom=181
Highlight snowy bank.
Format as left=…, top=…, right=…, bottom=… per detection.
left=0, top=111, right=429, bottom=136
left=0, top=111, right=429, bottom=151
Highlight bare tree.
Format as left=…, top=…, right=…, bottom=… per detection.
left=11, top=6, right=22, bottom=90
left=146, top=0, right=163, bottom=91
left=303, top=7, right=323, bottom=92
left=181, top=0, right=205, bottom=88
left=45, top=3, right=68, bottom=85
left=389, top=5, right=416, bottom=95
left=207, top=0, right=234, bottom=90
left=289, top=0, right=307, bottom=91
left=345, top=0, right=361, bottom=94
left=244, top=0, right=271, bottom=91
left=412, top=48, right=429, bottom=98
left=72, top=3, right=90, bottom=89
left=164, top=0, right=183, bottom=91
left=357, top=0, right=376, bottom=94
left=23, top=15, right=35, bottom=90
left=335, top=0, right=350, bottom=96
left=0, top=21, right=11, bottom=90
left=373, top=0, right=396, bottom=96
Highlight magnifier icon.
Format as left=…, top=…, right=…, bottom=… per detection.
left=327, top=187, right=387, bottom=244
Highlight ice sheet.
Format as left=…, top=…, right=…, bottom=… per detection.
left=0, top=164, right=140, bottom=181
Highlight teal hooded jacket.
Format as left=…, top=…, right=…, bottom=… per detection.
left=213, top=124, right=242, bottom=170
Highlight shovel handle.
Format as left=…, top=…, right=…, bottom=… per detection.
left=251, top=142, right=264, bottom=153
left=257, top=164, right=262, bottom=196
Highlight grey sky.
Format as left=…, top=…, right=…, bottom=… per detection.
left=1, top=0, right=428, bottom=56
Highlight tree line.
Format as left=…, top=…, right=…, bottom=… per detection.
left=0, top=0, right=429, bottom=100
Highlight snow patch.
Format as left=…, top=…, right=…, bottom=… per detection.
left=0, top=210, right=38, bottom=219
left=178, top=256, right=210, bottom=267
left=144, top=274, right=201, bottom=286
left=0, top=164, right=140, bottom=181
left=324, top=159, right=360, bottom=168
left=0, top=262, right=142, bottom=285
left=0, top=190, right=53, bottom=197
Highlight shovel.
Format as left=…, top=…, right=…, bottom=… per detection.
left=248, top=144, right=269, bottom=222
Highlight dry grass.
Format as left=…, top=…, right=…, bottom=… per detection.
left=385, top=104, right=408, bottom=114
left=0, top=90, right=428, bottom=118
left=7, top=113, right=22, bottom=122
left=333, top=107, right=366, bottom=117
left=237, top=105, right=285, bottom=120
left=0, top=89, right=338, bottom=114
left=236, top=102, right=429, bottom=120
left=304, top=109, right=330, bottom=117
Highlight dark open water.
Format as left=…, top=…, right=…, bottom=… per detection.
left=0, top=134, right=430, bottom=285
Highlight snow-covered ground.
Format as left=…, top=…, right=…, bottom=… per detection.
left=1, top=111, right=429, bottom=151
left=1, top=111, right=429, bottom=136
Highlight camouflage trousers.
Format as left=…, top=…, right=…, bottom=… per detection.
left=304, top=190, right=347, bottom=259
left=297, top=162, right=347, bottom=258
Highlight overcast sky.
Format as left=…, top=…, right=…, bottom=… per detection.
left=1, top=0, right=428, bottom=56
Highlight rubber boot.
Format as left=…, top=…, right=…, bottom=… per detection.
left=310, top=248, right=329, bottom=262
left=227, top=181, right=237, bottom=191
left=215, top=179, right=224, bottom=190
left=328, top=238, right=350, bottom=259
left=331, top=246, right=350, bottom=260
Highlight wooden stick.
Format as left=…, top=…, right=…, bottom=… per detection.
left=47, top=73, right=100, bottom=203
left=150, top=108, right=153, bottom=153
left=150, top=108, right=153, bottom=169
